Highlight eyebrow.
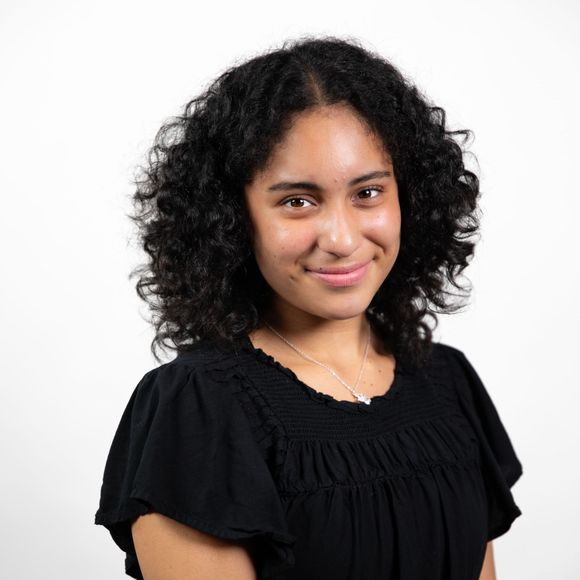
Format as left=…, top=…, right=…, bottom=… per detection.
left=267, top=170, right=392, bottom=192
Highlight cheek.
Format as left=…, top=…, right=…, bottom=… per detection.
left=255, top=225, right=312, bottom=266
left=365, top=207, right=401, bottom=246
left=257, top=223, right=310, bottom=259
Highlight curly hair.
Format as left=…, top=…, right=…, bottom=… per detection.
left=128, top=34, right=481, bottom=371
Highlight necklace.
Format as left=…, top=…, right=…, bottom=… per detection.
left=260, top=318, right=373, bottom=405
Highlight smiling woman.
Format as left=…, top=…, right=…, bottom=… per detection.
left=94, top=34, right=523, bottom=580
left=243, top=104, right=401, bottom=327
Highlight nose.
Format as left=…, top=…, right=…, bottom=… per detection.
left=315, top=200, right=361, bottom=256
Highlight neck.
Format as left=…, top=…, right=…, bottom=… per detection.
left=259, top=304, right=374, bottom=365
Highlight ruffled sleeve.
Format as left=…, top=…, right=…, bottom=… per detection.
left=445, top=345, right=524, bottom=541
left=94, top=358, right=296, bottom=579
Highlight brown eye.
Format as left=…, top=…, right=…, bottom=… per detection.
left=357, top=186, right=383, bottom=200
left=282, top=197, right=313, bottom=209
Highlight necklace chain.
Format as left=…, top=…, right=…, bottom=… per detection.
left=260, top=318, right=373, bottom=405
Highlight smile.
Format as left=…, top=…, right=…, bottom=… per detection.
left=306, top=261, right=372, bottom=287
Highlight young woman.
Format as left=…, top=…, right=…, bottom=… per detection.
left=94, top=35, right=523, bottom=580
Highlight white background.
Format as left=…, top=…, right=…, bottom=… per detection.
left=1, top=0, right=578, bottom=578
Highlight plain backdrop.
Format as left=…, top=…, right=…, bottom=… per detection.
left=1, top=0, right=578, bottom=578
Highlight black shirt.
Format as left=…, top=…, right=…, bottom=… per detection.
left=94, top=336, right=523, bottom=579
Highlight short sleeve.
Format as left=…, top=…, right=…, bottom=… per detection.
left=94, top=360, right=296, bottom=579
left=446, top=346, right=524, bottom=541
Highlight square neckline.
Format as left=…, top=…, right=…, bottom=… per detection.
left=239, top=334, right=404, bottom=414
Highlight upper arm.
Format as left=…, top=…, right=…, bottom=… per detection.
left=95, top=362, right=295, bottom=578
left=479, top=541, right=497, bottom=580
left=131, top=512, right=257, bottom=580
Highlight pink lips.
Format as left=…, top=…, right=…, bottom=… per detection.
left=306, top=261, right=372, bottom=287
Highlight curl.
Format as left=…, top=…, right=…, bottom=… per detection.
left=128, top=34, right=481, bottom=371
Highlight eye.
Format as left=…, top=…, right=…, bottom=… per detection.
left=357, top=186, right=383, bottom=201
left=281, top=197, right=314, bottom=209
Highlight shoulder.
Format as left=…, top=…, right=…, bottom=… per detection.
left=427, top=341, right=486, bottom=386
left=430, top=340, right=465, bottom=359
left=129, top=339, right=249, bottom=413
left=140, top=339, right=244, bottom=382
left=427, top=341, right=481, bottom=377
left=419, top=340, right=467, bottom=376
left=159, top=339, right=242, bottom=371
left=420, top=341, right=485, bottom=397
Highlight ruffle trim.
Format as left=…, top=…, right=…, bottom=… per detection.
left=237, top=334, right=406, bottom=415
left=95, top=492, right=296, bottom=579
left=94, top=356, right=298, bottom=579
left=442, top=344, right=524, bottom=540
left=275, top=412, right=481, bottom=493
left=200, top=347, right=290, bottom=480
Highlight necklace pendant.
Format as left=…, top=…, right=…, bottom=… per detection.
left=356, top=393, right=372, bottom=405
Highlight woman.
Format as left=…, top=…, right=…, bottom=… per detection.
left=94, top=35, right=523, bottom=579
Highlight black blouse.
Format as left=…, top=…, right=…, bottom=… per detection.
left=94, top=336, right=523, bottom=579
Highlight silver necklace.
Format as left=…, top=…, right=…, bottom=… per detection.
left=260, top=318, right=373, bottom=405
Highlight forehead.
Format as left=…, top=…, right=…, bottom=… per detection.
left=259, top=106, right=393, bottom=179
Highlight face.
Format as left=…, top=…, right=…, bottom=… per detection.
left=243, top=104, right=401, bottom=323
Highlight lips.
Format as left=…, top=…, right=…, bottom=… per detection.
left=306, top=261, right=372, bottom=287
left=306, top=261, right=370, bottom=275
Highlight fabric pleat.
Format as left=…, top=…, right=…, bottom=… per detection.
left=94, top=338, right=523, bottom=580
left=94, top=356, right=297, bottom=579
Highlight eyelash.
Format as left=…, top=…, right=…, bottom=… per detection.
left=281, top=186, right=384, bottom=209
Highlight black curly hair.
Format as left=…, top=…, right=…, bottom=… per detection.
left=128, top=34, right=481, bottom=371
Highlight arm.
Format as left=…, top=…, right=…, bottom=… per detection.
left=131, top=512, right=257, bottom=580
left=479, top=541, right=497, bottom=580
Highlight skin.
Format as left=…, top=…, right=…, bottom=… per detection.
left=243, top=102, right=497, bottom=578
left=480, top=541, right=497, bottom=579
left=244, top=103, right=401, bottom=396
left=131, top=103, right=497, bottom=579
left=131, top=513, right=257, bottom=579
